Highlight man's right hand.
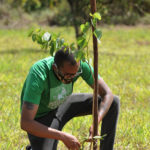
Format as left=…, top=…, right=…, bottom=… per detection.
left=61, top=132, right=81, bottom=150
left=21, top=101, right=80, bottom=150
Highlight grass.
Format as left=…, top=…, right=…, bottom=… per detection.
left=0, top=25, right=150, bottom=150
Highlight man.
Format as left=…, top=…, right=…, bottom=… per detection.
left=20, top=47, right=120, bottom=150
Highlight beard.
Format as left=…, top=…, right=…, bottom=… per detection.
left=55, top=72, right=73, bottom=84
left=61, top=78, right=73, bottom=84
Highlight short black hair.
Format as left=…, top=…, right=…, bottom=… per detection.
left=54, top=47, right=77, bottom=68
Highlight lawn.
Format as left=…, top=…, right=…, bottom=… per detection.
left=0, top=25, right=150, bottom=150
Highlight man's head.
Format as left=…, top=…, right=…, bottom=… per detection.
left=54, top=47, right=76, bottom=68
left=53, top=47, right=81, bottom=84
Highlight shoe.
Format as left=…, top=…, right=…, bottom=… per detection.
left=26, top=145, right=32, bottom=150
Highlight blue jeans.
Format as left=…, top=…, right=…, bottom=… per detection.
left=27, top=94, right=120, bottom=150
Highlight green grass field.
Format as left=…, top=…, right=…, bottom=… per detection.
left=0, top=25, right=150, bottom=150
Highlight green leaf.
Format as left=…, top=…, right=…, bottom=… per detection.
left=80, top=24, right=85, bottom=33
left=93, top=136, right=102, bottom=140
left=36, top=35, right=43, bottom=44
left=89, top=13, right=93, bottom=17
left=90, top=12, right=101, bottom=20
left=35, top=28, right=41, bottom=33
left=28, top=29, right=34, bottom=37
left=49, top=41, right=56, bottom=56
left=49, top=45, right=54, bottom=56
left=93, top=12, right=101, bottom=20
left=70, top=43, right=76, bottom=51
left=56, top=38, right=59, bottom=49
left=76, top=50, right=85, bottom=61
left=90, top=12, right=101, bottom=28
left=52, top=33, right=58, bottom=39
left=60, top=38, right=65, bottom=46
left=91, top=18, right=97, bottom=28
left=32, top=34, right=37, bottom=42
left=63, top=42, right=69, bottom=48
left=93, top=134, right=107, bottom=140
left=56, top=38, right=64, bottom=50
left=80, top=22, right=90, bottom=33
left=41, top=41, right=48, bottom=50
left=94, top=29, right=102, bottom=42
left=77, top=37, right=88, bottom=49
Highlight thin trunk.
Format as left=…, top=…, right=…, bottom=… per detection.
left=67, top=0, right=80, bottom=40
left=90, top=0, right=99, bottom=150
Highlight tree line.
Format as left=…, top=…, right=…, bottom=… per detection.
left=1, top=0, right=150, bottom=38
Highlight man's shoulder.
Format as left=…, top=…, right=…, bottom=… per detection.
left=80, top=60, right=92, bottom=71
left=28, top=57, right=54, bottom=79
left=31, top=57, right=54, bottom=71
left=33, top=56, right=54, bottom=66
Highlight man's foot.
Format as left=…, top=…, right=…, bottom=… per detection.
left=26, top=145, right=32, bottom=150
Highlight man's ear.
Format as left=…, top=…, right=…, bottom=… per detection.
left=52, top=64, right=57, bottom=71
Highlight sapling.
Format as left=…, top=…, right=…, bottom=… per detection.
left=29, top=12, right=103, bottom=150
left=28, top=12, right=102, bottom=62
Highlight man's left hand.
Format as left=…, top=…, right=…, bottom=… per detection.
left=89, top=125, right=93, bottom=141
left=88, top=125, right=100, bottom=142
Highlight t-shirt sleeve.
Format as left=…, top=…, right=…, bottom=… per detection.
left=23, top=68, right=45, bottom=105
left=80, top=61, right=100, bottom=86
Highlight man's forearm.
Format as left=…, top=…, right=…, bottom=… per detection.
left=98, top=94, right=113, bottom=123
left=21, top=119, right=64, bottom=141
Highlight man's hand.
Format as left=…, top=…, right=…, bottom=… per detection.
left=88, top=125, right=100, bottom=142
left=89, top=125, right=93, bottom=141
left=61, top=132, right=81, bottom=150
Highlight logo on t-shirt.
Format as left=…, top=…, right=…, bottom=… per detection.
left=48, top=83, right=72, bottom=109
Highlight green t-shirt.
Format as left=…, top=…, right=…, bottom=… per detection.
left=21, top=57, right=100, bottom=118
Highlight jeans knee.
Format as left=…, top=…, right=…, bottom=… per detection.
left=112, top=95, right=120, bottom=113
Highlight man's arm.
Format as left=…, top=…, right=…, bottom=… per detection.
left=90, top=77, right=113, bottom=124
left=21, top=101, right=80, bottom=149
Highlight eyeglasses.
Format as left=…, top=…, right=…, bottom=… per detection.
left=54, top=63, right=82, bottom=83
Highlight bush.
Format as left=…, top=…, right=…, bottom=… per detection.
left=138, top=13, right=150, bottom=25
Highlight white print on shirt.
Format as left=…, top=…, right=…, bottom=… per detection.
left=48, top=83, right=72, bottom=109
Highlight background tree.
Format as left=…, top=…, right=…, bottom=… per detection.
left=1, top=0, right=150, bottom=37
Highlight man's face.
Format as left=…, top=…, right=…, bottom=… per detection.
left=53, top=61, right=81, bottom=84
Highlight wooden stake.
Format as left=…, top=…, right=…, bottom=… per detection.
left=90, top=0, right=99, bottom=150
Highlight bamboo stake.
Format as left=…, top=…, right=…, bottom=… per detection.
left=90, top=0, right=99, bottom=150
